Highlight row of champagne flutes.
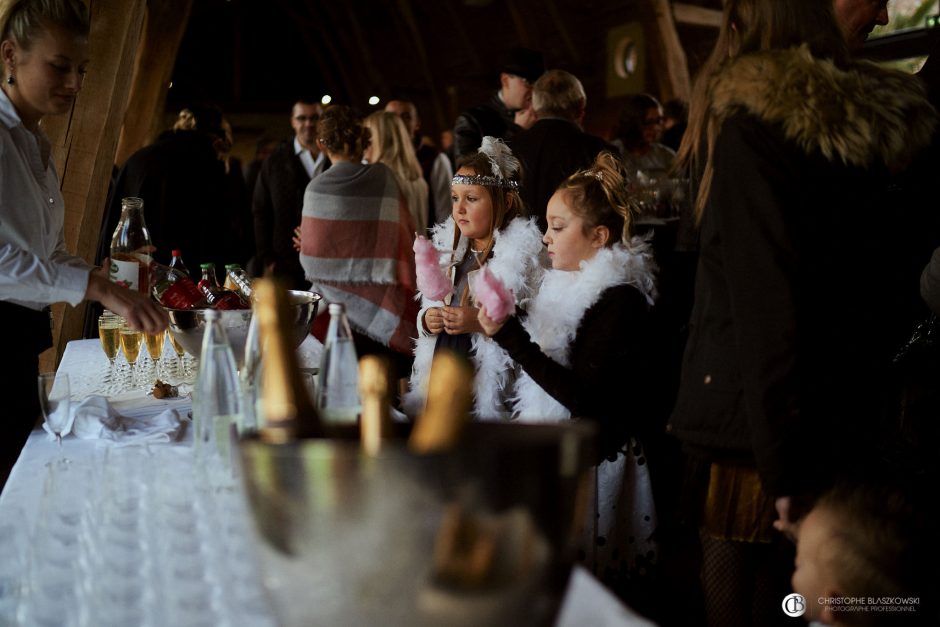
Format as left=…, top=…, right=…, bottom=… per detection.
left=9, top=446, right=273, bottom=627
left=98, top=310, right=195, bottom=393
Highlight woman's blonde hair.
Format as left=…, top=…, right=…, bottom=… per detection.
left=559, top=151, right=635, bottom=245
left=1, top=0, right=88, bottom=71
left=675, top=0, right=847, bottom=221
left=364, top=111, right=422, bottom=183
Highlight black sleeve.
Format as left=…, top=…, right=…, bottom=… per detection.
left=252, top=160, right=275, bottom=268
left=493, top=285, right=651, bottom=450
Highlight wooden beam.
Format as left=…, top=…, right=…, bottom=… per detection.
left=39, top=0, right=148, bottom=370
left=646, top=0, right=692, bottom=102
left=672, top=3, right=722, bottom=28
left=114, top=0, right=194, bottom=167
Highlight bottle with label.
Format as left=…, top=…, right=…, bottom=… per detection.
left=222, top=264, right=241, bottom=291
left=228, top=268, right=253, bottom=302
left=316, top=303, right=361, bottom=424
left=197, top=282, right=248, bottom=310
left=109, top=197, right=153, bottom=293
left=194, top=309, right=241, bottom=464
left=253, top=278, right=324, bottom=442
left=150, top=262, right=206, bottom=309
left=169, top=249, right=191, bottom=279
left=200, top=263, right=220, bottom=289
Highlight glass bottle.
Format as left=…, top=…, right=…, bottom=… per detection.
left=223, top=264, right=241, bottom=291
left=253, top=278, right=323, bottom=442
left=229, top=268, right=254, bottom=302
left=109, top=197, right=153, bottom=293
left=169, top=249, right=191, bottom=279
left=239, top=312, right=263, bottom=434
left=200, top=263, right=220, bottom=289
left=150, top=262, right=206, bottom=309
left=194, top=309, right=241, bottom=464
left=316, top=303, right=361, bottom=424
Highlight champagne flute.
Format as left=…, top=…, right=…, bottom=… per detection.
left=38, top=373, right=72, bottom=458
left=144, top=330, right=166, bottom=382
left=98, top=310, right=121, bottom=386
left=120, top=326, right=143, bottom=390
left=167, top=331, right=187, bottom=381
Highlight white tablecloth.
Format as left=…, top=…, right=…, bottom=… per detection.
left=0, top=337, right=652, bottom=627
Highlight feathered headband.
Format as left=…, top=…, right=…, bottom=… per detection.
left=451, top=136, right=521, bottom=190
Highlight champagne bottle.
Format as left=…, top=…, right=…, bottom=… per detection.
left=358, top=355, right=391, bottom=456
left=109, top=197, right=152, bottom=293
left=409, top=352, right=473, bottom=454
left=254, top=278, right=324, bottom=443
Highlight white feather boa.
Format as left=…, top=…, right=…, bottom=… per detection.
left=512, top=238, right=656, bottom=423
left=403, top=217, right=546, bottom=418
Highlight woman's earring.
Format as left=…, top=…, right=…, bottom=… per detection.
left=5, top=75, right=13, bottom=85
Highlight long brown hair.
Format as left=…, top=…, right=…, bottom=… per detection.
left=675, top=0, right=848, bottom=221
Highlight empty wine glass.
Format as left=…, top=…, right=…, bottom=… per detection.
left=98, top=310, right=121, bottom=386
left=120, top=325, right=143, bottom=390
left=38, top=373, right=72, bottom=458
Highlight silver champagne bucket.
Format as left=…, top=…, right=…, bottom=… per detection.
left=238, top=422, right=596, bottom=627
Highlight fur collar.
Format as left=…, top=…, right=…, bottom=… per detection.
left=709, top=45, right=937, bottom=170
left=513, top=239, right=656, bottom=422
left=406, top=217, right=546, bottom=418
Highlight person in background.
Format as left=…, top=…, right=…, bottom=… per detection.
left=667, top=0, right=935, bottom=625
left=298, top=105, right=418, bottom=382
left=404, top=137, right=544, bottom=418
left=385, top=99, right=453, bottom=230
left=364, top=110, right=429, bottom=235
left=660, top=98, right=688, bottom=152
left=832, top=0, right=889, bottom=52
left=0, top=0, right=166, bottom=486
left=244, top=135, right=278, bottom=198
left=103, top=103, right=235, bottom=271
left=453, top=47, right=544, bottom=160
left=510, top=69, right=614, bottom=233
left=251, top=98, right=328, bottom=287
left=612, top=93, right=675, bottom=176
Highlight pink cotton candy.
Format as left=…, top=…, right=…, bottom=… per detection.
left=414, top=236, right=454, bottom=301
left=472, top=266, right=514, bottom=322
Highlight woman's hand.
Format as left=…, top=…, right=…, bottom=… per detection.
left=423, top=307, right=445, bottom=335
left=477, top=305, right=506, bottom=337
left=441, top=305, right=481, bottom=335
left=85, top=274, right=168, bottom=334
left=292, top=225, right=302, bottom=252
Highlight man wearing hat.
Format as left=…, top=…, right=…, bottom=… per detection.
left=453, top=47, right=545, bottom=160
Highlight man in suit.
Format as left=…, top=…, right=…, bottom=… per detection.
left=251, top=99, right=328, bottom=287
left=453, top=47, right=544, bottom=161
left=510, top=69, right=613, bottom=232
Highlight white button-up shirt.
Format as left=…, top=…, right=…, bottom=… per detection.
left=0, top=88, right=91, bottom=311
left=294, top=136, right=326, bottom=180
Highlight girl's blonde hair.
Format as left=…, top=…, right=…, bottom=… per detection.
left=1, top=0, right=89, bottom=66
left=559, top=151, right=634, bottom=245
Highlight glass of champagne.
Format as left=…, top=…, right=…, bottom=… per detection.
left=144, top=330, right=166, bottom=383
left=98, top=311, right=121, bottom=386
left=167, top=331, right=188, bottom=382
left=120, top=324, right=143, bottom=390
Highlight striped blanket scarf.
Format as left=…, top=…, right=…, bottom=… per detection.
left=299, top=161, right=418, bottom=354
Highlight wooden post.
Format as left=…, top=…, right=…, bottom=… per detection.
left=114, top=0, right=194, bottom=167
left=646, top=0, right=692, bottom=102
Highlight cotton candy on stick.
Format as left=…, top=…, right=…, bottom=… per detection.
left=414, top=236, right=454, bottom=301
left=472, top=266, right=514, bottom=323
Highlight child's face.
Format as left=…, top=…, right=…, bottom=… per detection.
left=792, top=507, right=840, bottom=624
left=452, top=167, right=494, bottom=242
left=543, top=189, right=604, bottom=271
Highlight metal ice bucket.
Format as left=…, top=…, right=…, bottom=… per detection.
left=165, top=290, right=320, bottom=366
left=238, top=422, right=596, bottom=627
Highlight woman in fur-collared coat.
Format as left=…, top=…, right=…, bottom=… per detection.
left=666, top=1, right=937, bottom=625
